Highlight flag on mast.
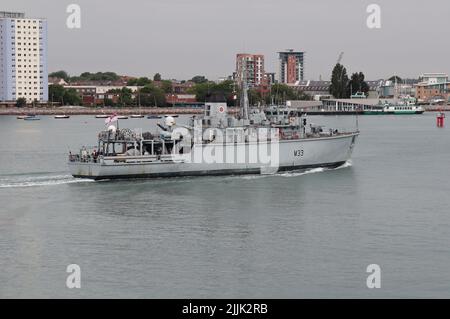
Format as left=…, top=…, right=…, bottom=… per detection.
left=105, top=113, right=119, bottom=125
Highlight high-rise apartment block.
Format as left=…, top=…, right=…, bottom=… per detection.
left=278, top=49, right=304, bottom=84
left=0, top=11, right=48, bottom=102
left=235, top=53, right=265, bottom=88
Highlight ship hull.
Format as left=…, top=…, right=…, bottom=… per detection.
left=69, top=133, right=358, bottom=180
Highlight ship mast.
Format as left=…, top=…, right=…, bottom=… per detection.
left=241, top=83, right=249, bottom=120
left=240, top=58, right=249, bottom=120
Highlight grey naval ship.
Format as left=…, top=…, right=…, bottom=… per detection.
left=68, top=88, right=359, bottom=180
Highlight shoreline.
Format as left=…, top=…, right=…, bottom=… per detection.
left=0, top=107, right=210, bottom=116
left=0, top=106, right=448, bottom=116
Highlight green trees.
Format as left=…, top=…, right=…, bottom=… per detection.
left=330, top=63, right=349, bottom=98
left=188, top=80, right=235, bottom=105
left=139, top=84, right=166, bottom=107
left=329, top=64, right=369, bottom=98
left=77, top=72, right=119, bottom=82
left=64, top=88, right=82, bottom=105
left=153, top=73, right=162, bottom=81
left=348, top=72, right=369, bottom=96
left=247, top=84, right=310, bottom=106
left=188, top=81, right=310, bottom=106
left=106, top=87, right=134, bottom=106
left=48, top=84, right=81, bottom=105
left=105, top=85, right=167, bottom=107
left=118, top=87, right=133, bottom=106
left=270, top=84, right=305, bottom=101
left=191, top=75, right=208, bottom=84
left=160, top=80, right=173, bottom=93
left=16, top=97, right=27, bottom=107
left=49, top=70, right=70, bottom=82
left=48, top=84, right=66, bottom=103
left=127, top=77, right=152, bottom=86
left=50, top=71, right=120, bottom=83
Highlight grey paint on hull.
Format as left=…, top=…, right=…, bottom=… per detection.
left=73, top=161, right=346, bottom=181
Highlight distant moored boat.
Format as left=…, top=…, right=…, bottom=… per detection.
left=23, top=116, right=40, bottom=121
left=55, top=115, right=70, bottom=119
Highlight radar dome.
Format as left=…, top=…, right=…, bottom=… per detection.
left=108, top=125, right=117, bottom=132
left=165, top=116, right=175, bottom=127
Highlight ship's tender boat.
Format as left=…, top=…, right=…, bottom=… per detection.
left=55, top=115, right=70, bottom=119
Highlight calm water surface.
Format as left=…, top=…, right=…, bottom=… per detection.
left=0, top=113, right=449, bottom=298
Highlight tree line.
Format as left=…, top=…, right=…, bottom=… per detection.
left=186, top=79, right=310, bottom=106
left=49, top=71, right=120, bottom=83
left=329, top=63, right=370, bottom=98
left=43, top=71, right=315, bottom=107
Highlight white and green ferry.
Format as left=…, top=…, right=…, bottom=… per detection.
left=364, top=97, right=424, bottom=115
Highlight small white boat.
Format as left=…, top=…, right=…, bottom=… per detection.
left=117, top=116, right=129, bottom=120
left=24, top=116, right=40, bottom=121
left=130, top=114, right=144, bottom=118
left=95, top=114, right=109, bottom=118
left=55, top=115, right=70, bottom=119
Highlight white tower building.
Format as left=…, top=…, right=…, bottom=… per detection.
left=0, top=11, right=48, bottom=102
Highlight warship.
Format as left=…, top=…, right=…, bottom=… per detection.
left=68, top=87, right=359, bottom=180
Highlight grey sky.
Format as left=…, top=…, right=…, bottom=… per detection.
left=4, top=0, right=450, bottom=81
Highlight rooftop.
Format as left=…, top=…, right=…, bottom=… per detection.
left=294, top=80, right=381, bottom=91
left=421, top=73, right=448, bottom=77
left=0, top=11, right=25, bottom=18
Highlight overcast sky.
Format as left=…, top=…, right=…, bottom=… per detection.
left=4, top=0, right=450, bottom=81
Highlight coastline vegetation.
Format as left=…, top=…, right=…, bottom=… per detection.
left=330, top=63, right=369, bottom=98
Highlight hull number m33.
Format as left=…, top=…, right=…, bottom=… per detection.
left=294, top=149, right=304, bottom=157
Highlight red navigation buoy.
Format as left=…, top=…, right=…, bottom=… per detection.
left=437, top=112, right=445, bottom=127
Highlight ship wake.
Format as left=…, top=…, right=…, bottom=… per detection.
left=237, top=160, right=353, bottom=180
left=278, top=160, right=353, bottom=177
left=0, top=173, right=93, bottom=188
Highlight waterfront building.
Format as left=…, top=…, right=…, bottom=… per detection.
left=278, top=49, right=305, bottom=84
left=265, top=72, right=276, bottom=85
left=235, top=53, right=266, bottom=88
left=170, top=81, right=195, bottom=94
left=48, top=76, right=68, bottom=86
left=379, top=79, right=416, bottom=99
left=322, top=98, right=385, bottom=112
left=415, top=73, right=450, bottom=104
left=61, top=85, right=139, bottom=106
left=295, top=80, right=381, bottom=99
left=0, top=11, right=48, bottom=102
left=165, top=93, right=203, bottom=108
left=63, top=85, right=140, bottom=95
